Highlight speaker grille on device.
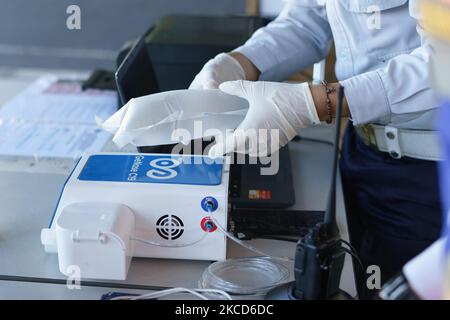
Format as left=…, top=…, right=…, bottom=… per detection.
left=156, top=214, right=184, bottom=240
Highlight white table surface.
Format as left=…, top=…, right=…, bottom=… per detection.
left=0, top=68, right=356, bottom=299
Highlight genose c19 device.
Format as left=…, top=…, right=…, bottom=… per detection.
left=41, top=153, right=229, bottom=280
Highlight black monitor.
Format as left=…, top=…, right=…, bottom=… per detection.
left=115, top=35, right=159, bottom=106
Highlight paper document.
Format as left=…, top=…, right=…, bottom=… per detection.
left=0, top=75, right=117, bottom=158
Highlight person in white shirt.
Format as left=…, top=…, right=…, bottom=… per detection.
left=190, top=0, right=442, bottom=298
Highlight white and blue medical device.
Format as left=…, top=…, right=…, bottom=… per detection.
left=41, top=153, right=229, bottom=280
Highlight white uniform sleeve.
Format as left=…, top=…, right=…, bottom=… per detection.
left=235, top=0, right=333, bottom=81
left=340, top=0, right=439, bottom=127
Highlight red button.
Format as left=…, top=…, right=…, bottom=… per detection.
left=201, top=217, right=217, bottom=232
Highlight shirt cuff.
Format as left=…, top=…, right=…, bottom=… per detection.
left=340, top=70, right=391, bottom=125
left=234, top=43, right=279, bottom=81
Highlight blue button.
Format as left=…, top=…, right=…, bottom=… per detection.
left=201, top=196, right=218, bottom=212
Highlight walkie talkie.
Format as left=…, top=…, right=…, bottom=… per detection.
left=266, top=86, right=347, bottom=300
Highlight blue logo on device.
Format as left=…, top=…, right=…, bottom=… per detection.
left=146, top=158, right=180, bottom=180
left=78, top=154, right=223, bottom=186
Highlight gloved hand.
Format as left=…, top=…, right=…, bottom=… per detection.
left=209, top=80, right=321, bottom=158
left=189, top=53, right=245, bottom=90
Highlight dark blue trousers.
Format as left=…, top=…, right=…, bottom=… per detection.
left=339, top=124, right=442, bottom=299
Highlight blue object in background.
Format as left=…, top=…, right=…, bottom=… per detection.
left=439, top=100, right=450, bottom=255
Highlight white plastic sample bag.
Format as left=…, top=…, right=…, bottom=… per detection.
left=98, top=89, right=249, bottom=148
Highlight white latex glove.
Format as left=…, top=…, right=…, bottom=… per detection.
left=189, top=53, right=245, bottom=90
left=209, top=80, right=321, bottom=158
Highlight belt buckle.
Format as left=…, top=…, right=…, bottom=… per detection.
left=357, top=124, right=378, bottom=148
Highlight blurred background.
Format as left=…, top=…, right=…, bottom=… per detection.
left=0, top=0, right=283, bottom=70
